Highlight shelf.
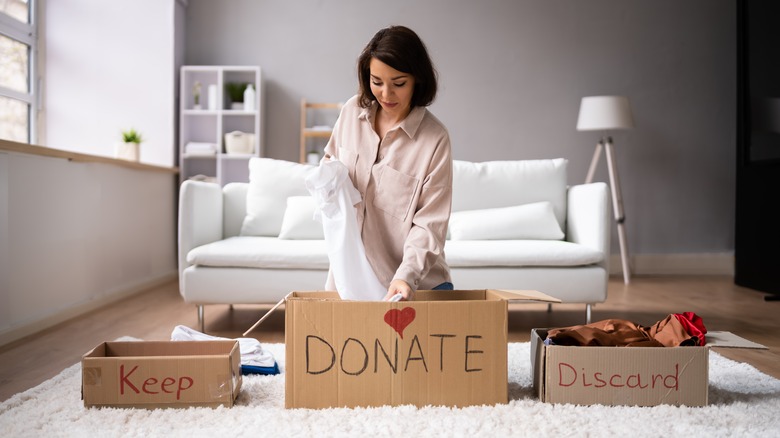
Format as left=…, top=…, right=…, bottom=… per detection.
left=182, top=153, right=217, bottom=159
left=303, top=129, right=333, bottom=138
left=180, top=65, right=262, bottom=186
left=182, top=110, right=219, bottom=116
left=300, top=99, right=341, bottom=163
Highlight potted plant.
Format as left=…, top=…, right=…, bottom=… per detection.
left=225, top=82, right=248, bottom=110
left=193, top=81, right=202, bottom=110
left=115, top=128, right=144, bottom=162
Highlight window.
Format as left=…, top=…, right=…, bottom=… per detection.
left=0, top=0, right=36, bottom=144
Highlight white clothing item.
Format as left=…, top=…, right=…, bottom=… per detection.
left=170, top=325, right=276, bottom=367
left=305, top=158, right=386, bottom=301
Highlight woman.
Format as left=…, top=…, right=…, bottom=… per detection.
left=323, top=25, right=453, bottom=301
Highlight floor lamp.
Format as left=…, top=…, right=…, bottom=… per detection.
left=576, top=96, right=634, bottom=284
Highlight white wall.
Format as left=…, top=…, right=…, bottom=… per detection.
left=0, top=150, right=177, bottom=345
left=44, top=0, right=176, bottom=168
left=184, top=0, right=736, bottom=258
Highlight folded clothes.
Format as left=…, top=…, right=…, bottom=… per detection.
left=186, top=142, right=217, bottom=150
left=171, top=325, right=278, bottom=373
left=185, top=142, right=217, bottom=155
left=545, top=312, right=707, bottom=347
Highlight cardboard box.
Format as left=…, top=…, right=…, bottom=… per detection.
left=82, top=340, right=242, bottom=408
left=284, top=289, right=560, bottom=409
left=531, top=328, right=709, bottom=407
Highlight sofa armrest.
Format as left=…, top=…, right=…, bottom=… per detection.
left=178, top=180, right=224, bottom=284
left=566, top=182, right=611, bottom=269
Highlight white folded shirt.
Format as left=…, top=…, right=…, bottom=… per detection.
left=170, top=325, right=276, bottom=367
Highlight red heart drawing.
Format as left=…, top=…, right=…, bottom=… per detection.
left=384, top=307, right=416, bottom=339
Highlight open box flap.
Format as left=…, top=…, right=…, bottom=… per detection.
left=707, top=331, right=768, bottom=349
left=488, top=289, right=561, bottom=303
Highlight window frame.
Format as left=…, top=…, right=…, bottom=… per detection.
left=0, top=0, right=38, bottom=144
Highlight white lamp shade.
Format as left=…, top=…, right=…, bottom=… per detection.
left=577, top=96, right=635, bottom=131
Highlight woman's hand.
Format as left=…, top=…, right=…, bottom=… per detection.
left=384, top=279, right=414, bottom=301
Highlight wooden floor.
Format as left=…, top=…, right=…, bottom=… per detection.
left=1, top=275, right=779, bottom=402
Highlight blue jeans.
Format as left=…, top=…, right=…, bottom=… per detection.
left=432, top=282, right=454, bottom=290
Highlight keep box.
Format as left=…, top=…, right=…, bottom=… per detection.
left=284, top=289, right=560, bottom=409
left=82, top=340, right=242, bottom=409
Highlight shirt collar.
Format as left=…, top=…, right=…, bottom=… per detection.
left=358, top=101, right=426, bottom=139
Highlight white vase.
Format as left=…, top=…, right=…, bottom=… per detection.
left=115, top=142, right=140, bottom=161
left=208, top=84, right=218, bottom=110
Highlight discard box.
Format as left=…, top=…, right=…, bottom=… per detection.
left=530, top=328, right=708, bottom=407
left=285, top=289, right=560, bottom=409
left=82, top=340, right=242, bottom=408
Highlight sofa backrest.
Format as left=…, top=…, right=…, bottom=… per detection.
left=225, top=158, right=569, bottom=237
left=452, top=159, right=568, bottom=228
left=224, top=182, right=249, bottom=238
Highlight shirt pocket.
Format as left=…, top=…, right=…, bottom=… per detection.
left=373, top=165, right=420, bottom=222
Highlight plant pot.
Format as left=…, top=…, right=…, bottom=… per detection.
left=115, top=142, right=140, bottom=161
left=231, top=102, right=244, bottom=110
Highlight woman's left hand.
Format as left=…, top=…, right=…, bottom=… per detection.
left=384, top=279, right=414, bottom=301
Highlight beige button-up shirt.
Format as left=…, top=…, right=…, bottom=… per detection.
left=324, top=95, right=452, bottom=291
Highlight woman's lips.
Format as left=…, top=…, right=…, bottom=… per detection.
left=382, top=101, right=398, bottom=108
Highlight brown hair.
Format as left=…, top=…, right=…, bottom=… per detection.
left=357, top=26, right=438, bottom=108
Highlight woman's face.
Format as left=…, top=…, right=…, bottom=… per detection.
left=369, top=58, right=415, bottom=121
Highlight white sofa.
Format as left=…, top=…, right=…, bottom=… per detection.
left=179, top=158, right=610, bottom=331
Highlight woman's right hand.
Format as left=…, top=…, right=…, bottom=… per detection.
left=384, top=279, right=414, bottom=301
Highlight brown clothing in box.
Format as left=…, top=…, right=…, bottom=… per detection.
left=546, top=315, right=697, bottom=347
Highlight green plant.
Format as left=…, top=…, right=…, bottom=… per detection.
left=193, top=81, right=202, bottom=105
left=122, top=128, right=144, bottom=144
left=225, top=82, right=248, bottom=103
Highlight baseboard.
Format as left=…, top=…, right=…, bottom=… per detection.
left=0, top=271, right=177, bottom=348
left=610, top=252, right=734, bottom=276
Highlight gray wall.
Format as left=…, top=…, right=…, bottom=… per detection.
left=184, top=0, right=736, bottom=256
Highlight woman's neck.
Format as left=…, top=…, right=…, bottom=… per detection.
left=376, top=104, right=410, bottom=126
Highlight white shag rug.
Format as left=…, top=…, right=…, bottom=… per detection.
left=2, top=341, right=780, bottom=438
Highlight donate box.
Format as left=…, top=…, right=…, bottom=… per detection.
left=284, top=289, right=560, bottom=409
left=530, top=328, right=708, bottom=407
left=82, top=340, right=242, bottom=408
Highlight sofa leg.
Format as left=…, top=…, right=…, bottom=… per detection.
left=197, top=305, right=205, bottom=333
left=586, top=304, right=592, bottom=324
left=547, top=303, right=553, bottom=313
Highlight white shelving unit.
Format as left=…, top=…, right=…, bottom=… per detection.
left=179, top=65, right=262, bottom=185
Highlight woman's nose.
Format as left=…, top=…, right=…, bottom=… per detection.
left=382, top=86, right=394, bottom=99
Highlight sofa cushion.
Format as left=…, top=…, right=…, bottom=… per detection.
left=187, top=236, right=329, bottom=269
left=449, top=201, right=564, bottom=240
left=444, top=240, right=603, bottom=267
left=240, top=158, right=314, bottom=237
left=452, top=158, right=567, bottom=228
left=278, top=196, right=324, bottom=240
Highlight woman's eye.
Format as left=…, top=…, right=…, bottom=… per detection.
left=394, top=82, right=406, bottom=87
left=371, top=81, right=382, bottom=86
